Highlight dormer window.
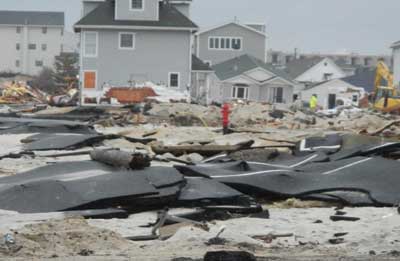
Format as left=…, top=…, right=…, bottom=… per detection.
left=131, top=0, right=144, bottom=11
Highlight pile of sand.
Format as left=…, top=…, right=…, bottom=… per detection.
left=0, top=217, right=132, bottom=258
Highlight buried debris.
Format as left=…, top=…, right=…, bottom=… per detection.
left=90, top=149, right=151, bottom=170
left=204, top=251, right=257, bottom=261
left=330, top=215, right=361, bottom=222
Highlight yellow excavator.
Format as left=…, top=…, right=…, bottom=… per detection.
left=373, top=61, right=400, bottom=113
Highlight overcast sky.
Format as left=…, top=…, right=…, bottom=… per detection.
left=0, top=0, right=398, bottom=55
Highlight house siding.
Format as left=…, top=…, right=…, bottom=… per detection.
left=81, top=29, right=191, bottom=92
left=393, top=47, right=400, bottom=86
left=301, top=79, right=366, bottom=109
left=115, top=0, right=159, bottom=21
left=295, top=58, right=347, bottom=83
left=197, top=23, right=266, bottom=65
left=217, top=81, right=293, bottom=104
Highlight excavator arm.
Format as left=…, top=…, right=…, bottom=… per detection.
left=374, top=61, right=395, bottom=96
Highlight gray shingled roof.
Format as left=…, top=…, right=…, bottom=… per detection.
left=74, top=0, right=197, bottom=31
left=391, top=40, right=400, bottom=48
left=212, top=54, right=294, bottom=83
left=341, top=68, right=377, bottom=93
left=192, top=55, right=213, bottom=71
left=284, top=57, right=325, bottom=79
left=0, top=11, right=64, bottom=26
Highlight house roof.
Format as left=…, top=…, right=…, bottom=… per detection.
left=284, top=57, right=325, bottom=79
left=0, top=11, right=64, bottom=26
left=192, top=55, right=213, bottom=71
left=74, top=0, right=198, bottom=32
left=391, top=40, right=400, bottom=49
left=304, top=68, right=377, bottom=93
left=195, top=21, right=267, bottom=37
left=341, top=68, right=377, bottom=93
left=212, top=54, right=294, bottom=83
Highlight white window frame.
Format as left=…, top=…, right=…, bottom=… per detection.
left=130, top=0, right=144, bottom=11
left=208, top=36, right=243, bottom=51
left=83, top=70, right=98, bottom=90
left=168, top=72, right=180, bottom=88
left=83, top=31, right=98, bottom=58
left=232, top=86, right=249, bottom=99
left=118, top=32, right=136, bottom=50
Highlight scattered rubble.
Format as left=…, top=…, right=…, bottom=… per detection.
left=0, top=101, right=399, bottom=259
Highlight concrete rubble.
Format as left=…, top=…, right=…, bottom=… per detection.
left=0, top=101, right=400, bottom=260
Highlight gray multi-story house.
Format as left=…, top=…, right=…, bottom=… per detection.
left=74, top=0, right=198, bottom=104
left=194, top=21, right=267, bottom=67
left=0, top=11, right=64, bottom=76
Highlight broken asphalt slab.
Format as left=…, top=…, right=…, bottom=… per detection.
left=177, top=156, right=400, bottom=206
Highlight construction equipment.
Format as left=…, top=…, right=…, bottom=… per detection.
left=373, top=61, right=400, bottom=113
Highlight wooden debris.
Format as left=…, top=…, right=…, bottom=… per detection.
left=90, top=149, right=151, bottom=170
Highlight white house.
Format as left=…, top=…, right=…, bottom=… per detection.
left=0, top=10, right=65, bottom=76
left=285, top=57, right=347, bottom=85
left=391, top=40, right=400, bottom=86
left=210, top=54, right=297, bottom=104
left=301, top=78, right=366, bottom=110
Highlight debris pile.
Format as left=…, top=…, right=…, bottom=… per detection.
left=0, top=101, right=400, bottom=259
left=0, top=81, right=46, bottom=104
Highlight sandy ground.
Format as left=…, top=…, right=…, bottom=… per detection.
left=1, top=207, right=400, bottom=260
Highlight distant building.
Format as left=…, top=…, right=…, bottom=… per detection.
left=210, top=54, right=296, bottom=104
left=0, top=10, right=65, bottom=75
left=195, top=20, right=268, bottom=66
left=267, top=50, right=392, bottom=73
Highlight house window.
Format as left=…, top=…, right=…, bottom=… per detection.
left=84, top=71, right=97, bottom=89
left=323, top=73, right=333, bottom=81
left=16, top=43, right=20, bottom=51
left=84, top=32, right=98, bottom=57
left=169, top=73, right=180, bottom=88
left=41, top=44, right=47, bottom=51
left=15, top=60, right=20, bottom=67
left=119, top=33, right=135, bottom=50
left=232, top=85, right=249, bottom=99
left=42, top=27, right=47, bottom=34
left=16, top=27, right=21, bottom=34
left=209, top=37, right=242, bottom=51
left=35, top=60, right=43, bottom=67
left=131, top=0, right=143, bottom=10
left=232, top=38, right=242, bottom=50
left=272, top=87, right=284, bottom=103
left=272, top=54, right=279, bottom=64
left=352, top=95, right=358, bottom=102
left=28, top=44, right=36, bottom=50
